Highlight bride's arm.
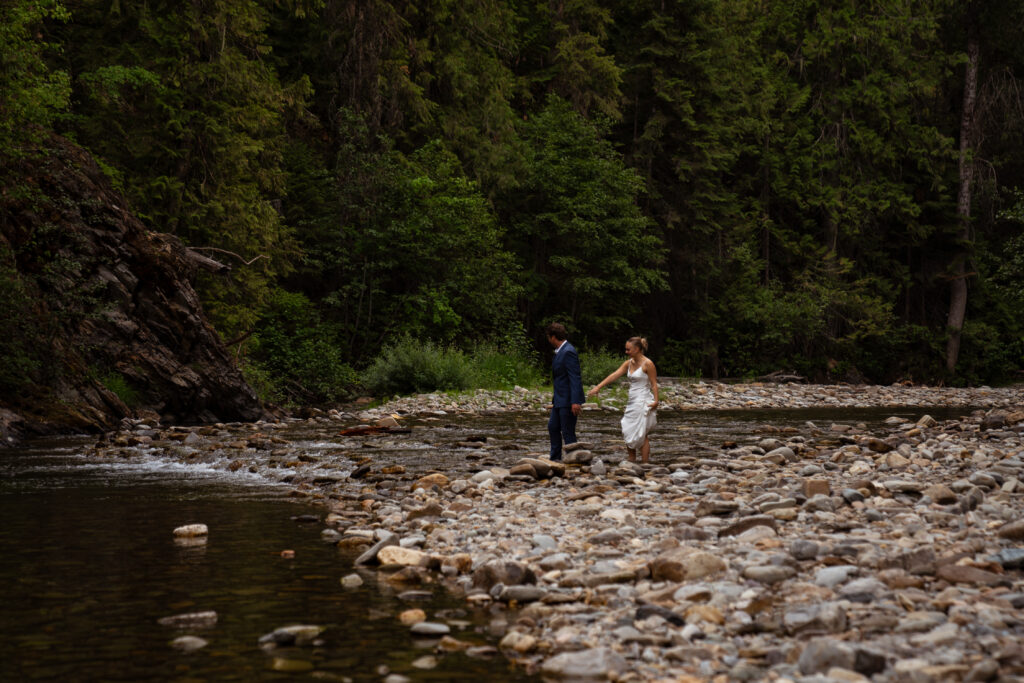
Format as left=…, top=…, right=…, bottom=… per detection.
left=588, top=360, right=629, bottom=396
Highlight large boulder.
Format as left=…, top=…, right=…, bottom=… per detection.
left=0, top=136, right=263, bottom=439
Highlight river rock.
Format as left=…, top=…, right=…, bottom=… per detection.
left=791, top=540, right=820, bottom=560
left=340, top=573, right=364, bottom=588
left=695, top=499, right=739, bottom=517
left=472, top=560, right=536, bottom=590
left=412, top=473, right=449, bottom=490
left=996, top=519, right=1024, bottom=541
left=991, top=548, right=1024, bottom=570
left=399, top=609, right=426, bottom=625
left=169, top=635, right=208, bottom=652
left=498, top=585, right=546, bottom=603
left=839, top=577, right=889, bottom=602
left=158, top=611, right=218, bottom=628
left=815, top=565, right=857, bottom=588
left=410, top=622, right=450, bottom=637
left=353, top=531, right=399, bottom=565
left=649, top=548, right=727, bottom=582
left=784, top=602, right=847, bottom=635
left=742, top=565, right=796, bottom=584
left=936, top=564, right=1007, bottom=586
left=718, top=514, right=776, bottom=538
left=564, top=449, right=593, bottom=465
left=172, top=524, right=208, bottom=537
left=499, top=631, right=537, bottom=652
left=799, top=638, right=856, bottom=675
left=540, top=647, right=628, bottom=679
left=258, top=625, right=325, bottom=647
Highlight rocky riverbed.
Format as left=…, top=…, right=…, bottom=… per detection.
left=92, top=381, right=1024, bottom=682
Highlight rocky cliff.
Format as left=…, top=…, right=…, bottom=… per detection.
left=0, top=136, right=264, bottom=443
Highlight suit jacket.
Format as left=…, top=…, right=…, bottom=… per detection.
left=551, top=342, right=586, bottom=408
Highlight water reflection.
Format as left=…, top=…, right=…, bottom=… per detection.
left=0, top=440, right=535, bottom=682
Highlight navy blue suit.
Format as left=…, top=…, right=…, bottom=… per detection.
left=549, top=341, right=585, bottom=460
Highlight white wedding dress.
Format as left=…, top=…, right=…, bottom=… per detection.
left=621, top=362, right=656, bottom=449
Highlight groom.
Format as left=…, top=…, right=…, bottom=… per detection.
left=545, top=322, right=585, bottom=461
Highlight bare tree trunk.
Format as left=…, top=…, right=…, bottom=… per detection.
left=946, top=11, right=979, bottom=373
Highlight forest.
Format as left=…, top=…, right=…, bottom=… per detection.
left=2, top=0, right=1024, bottom=408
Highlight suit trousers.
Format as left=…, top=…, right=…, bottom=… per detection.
left=548, top=407, right=578, bottom=460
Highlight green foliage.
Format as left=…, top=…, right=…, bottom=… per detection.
left=61, top=0, right=303, bottom=336
left=501, top=95, right=667, bottom=342
left=579, top=349, right=626, bottom=388
left=468, top=343, right=546, bottom=390
left=4, top=0, right=1024, bottom=399
left=364, top=333, right=552, bottom=397
left=100, top=372, right=140, bottom=408
left=246, top=289, right=358, bottom=405
left=364, top=336, right=475, bottom=396
left=299, top=111, right=521, bottom=357
left=0, top=1, right=71, bottom=152
left=659, top=339, right=705, bottom=379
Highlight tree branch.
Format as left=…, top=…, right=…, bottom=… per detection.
left=187, top=246, right=269, bottom=266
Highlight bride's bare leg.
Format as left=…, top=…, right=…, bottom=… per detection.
left=640, top=437, right=650, bottom=463
left=626, top=447, right=636, bottom=463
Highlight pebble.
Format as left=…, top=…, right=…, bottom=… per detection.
left=169, top=635, right=208, bottom=652
left=340, top=573, right=363, bottom=588
left=409, top=622, right=450, bottom=637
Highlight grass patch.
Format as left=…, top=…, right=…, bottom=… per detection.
left=101, top=371, right=140, bottom=407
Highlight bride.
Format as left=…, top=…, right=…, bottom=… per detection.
left=587, top=337, right=659, bottom=463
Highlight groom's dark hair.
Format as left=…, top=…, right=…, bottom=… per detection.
left=545, top=322, right=568, bottom=341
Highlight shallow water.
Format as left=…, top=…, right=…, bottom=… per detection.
left=0, top=405, right=979, bottom=681
left=0, top=438, right=534, bottom=682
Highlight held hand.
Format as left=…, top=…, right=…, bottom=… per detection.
left=571, top=403, right=582, bottom=416
left=648, top=399, right=659, bottom=409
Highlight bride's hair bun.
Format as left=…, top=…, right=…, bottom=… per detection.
left=627, top=336, right=648, bottom=352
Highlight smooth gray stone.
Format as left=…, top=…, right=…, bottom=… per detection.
left=840, top=577, right=889, bottom=603
left=814, top=565, right=857, bottom=589
left=532, top=534, right=558, bottom=550
left=498, top=585, right=546, bottom=603
left=539, top=553, right=572, bottom=571
left=992, top=548, right=1024, bottom=569
left=410, top=622, right=450, bottom=636
left=798, top=638, right=855, bottom=675
left=541, top=647, right=628, bottom=679
left=791, top=540, right=820, bottom=560
left=784, top=602, right=847, bottom=635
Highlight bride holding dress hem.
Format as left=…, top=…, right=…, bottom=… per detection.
left=587, top=336, right=659, bottom=463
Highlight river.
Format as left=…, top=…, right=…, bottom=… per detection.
left=0, top=405, right=978, bottom=681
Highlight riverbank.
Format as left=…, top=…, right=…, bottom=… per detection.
left=95, top=381, right=1024, bottom=681
left=366, top=379, right=1024, bottom=416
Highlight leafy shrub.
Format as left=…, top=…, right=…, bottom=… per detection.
left=101, top=371, right=140, bottom=407
left=364, top=336, right=474, bottom=396
left=248, top=289, right=358, bottom=404
left=469, top=342, right=546, bottom=390
left=579, top=349, right=626, bottom=387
